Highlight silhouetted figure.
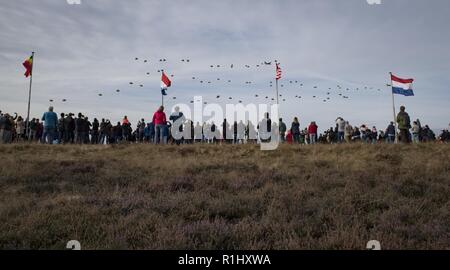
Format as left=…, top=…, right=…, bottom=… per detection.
left=291, top=117, right=300, bottom=143
left=397, top=106, right=411, bottom=143
left=91, top=118, right=99, bottom=144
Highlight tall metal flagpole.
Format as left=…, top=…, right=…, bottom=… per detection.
left=26, top=52, right=35, bottom=140
left=389, top=72, right=398, bottom=144
left=276, top=77, right=279, bottom=105
left=275, top=64, right=281, bottom=144
left=275, top=63, right=280, bottom=120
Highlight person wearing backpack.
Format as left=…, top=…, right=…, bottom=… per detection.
left=396, top=106, right=412, bottom=143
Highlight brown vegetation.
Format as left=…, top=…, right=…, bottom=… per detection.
left=0, top=143, right=449, bottom=250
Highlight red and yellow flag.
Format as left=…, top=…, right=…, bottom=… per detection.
left=22, top=55, right=33, bottom=78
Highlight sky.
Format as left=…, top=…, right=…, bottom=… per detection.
left=0, top=0, right=449, bottom=132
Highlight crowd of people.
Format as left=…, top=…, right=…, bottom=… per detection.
left=0, top=106, right=449, bottom=145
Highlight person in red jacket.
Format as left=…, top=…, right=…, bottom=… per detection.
left=152, top=106, right=167, bottom=144
left=122, top=116, right=129, bottom=125
left=308, top=121, right=318, bottom=144
left=286, top=129, right=293, bottom=144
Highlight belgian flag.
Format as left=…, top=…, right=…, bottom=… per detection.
left=22, top=55, right=33, bottom=78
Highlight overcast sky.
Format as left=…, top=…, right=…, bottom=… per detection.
left=0, top=0, right=449, bottom=132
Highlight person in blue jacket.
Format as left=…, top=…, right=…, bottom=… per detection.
left=41, top=106, right=58, bottom=144
left=144, top=122, right=155, bottom=143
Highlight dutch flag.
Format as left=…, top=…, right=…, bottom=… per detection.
left=161, top=71, right=172, bottom=96
left=391, top=74, right=414, bottom=96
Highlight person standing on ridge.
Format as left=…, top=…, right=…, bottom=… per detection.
left=41, top=106, right=58, bottom=144
left=152, top=106, right=167, bottom=144
left=396, top=106, right=411, bottom=143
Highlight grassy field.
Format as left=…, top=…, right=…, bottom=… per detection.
left=0, top=143, right=449, bottom=250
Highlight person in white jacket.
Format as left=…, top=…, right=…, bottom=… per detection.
left=411, top=121, right=420, bottom=143
left=336, top=117, right=346, bottom=143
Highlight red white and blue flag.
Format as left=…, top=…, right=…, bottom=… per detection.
left=391, top=74, right=414, bottom=96
left=276, top=64, right=282, bottom=80
left=161, top=71, right=172, bottom=96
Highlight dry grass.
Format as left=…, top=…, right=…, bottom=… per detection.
left=0, top=143, right=449, bottom=250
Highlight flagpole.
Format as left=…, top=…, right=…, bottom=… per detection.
left=26, top=51, right=35, bottom=140
left=276, top=78, right=279, bottom=105
left=275, top=66, right=281, bottom=145
left=389, top=72, right=398, bottom=144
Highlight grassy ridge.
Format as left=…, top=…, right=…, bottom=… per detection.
left=0, top=143, right=449, bottom=250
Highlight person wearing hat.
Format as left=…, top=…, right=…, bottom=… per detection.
left=396, top=106, right=411, bottom=143
left=41, top=106, right=58, bottom=144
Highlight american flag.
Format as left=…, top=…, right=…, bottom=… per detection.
left=276, top=64, right=282, bottom=80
